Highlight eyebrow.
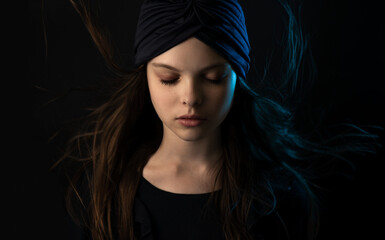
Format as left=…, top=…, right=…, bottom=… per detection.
left=151, top=62, right=228, bottom=72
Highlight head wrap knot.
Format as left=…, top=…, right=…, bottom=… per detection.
left=134, top=0, right=251, bottom=79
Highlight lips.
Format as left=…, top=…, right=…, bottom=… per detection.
left=177, top=114, right=205, bottom=120
left=176, top=114, right=206, bottom=127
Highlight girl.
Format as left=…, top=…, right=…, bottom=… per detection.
left=56, top=0, right=379, bottom=239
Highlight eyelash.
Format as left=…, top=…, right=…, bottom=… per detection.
left=160, top=78, right=222, bottom=85
left=160, top=79, right=178, bottom=85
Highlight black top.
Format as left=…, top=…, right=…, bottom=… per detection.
left=73, top=175, right=309, bottom=240
left=133, top=176, right=309, bottom=240
left=134, top=176, right=224, bottom=240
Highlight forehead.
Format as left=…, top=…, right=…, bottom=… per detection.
left=148, top=37, right=230, bottom=72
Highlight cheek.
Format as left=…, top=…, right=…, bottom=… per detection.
left=211, top=89, right=229, bottom=107
left=213, top=77, right=236, bottom=116
left=205, top=89, right=233, bottom=125
left=148, top=82, right=175, bottom=119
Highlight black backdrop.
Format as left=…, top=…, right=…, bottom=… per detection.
left=25, top=0, right=384, bottom=239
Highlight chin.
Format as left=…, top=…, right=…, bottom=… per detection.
left=174, top=129, right=207, bottom=142
left=163, top=122, right=217, bottom=142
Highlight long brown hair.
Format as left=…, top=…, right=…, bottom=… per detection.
left=58, top=1, right=307, bottom=239
left=55, top=1, right=380, bottom=240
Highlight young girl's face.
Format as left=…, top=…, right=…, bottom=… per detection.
left=146, top=37, right=237, bottom=141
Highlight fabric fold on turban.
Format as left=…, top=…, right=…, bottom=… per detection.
left=133, top=0, right=251, bottom=80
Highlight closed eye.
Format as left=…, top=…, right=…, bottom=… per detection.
left=160, top=77, right=223, bottom=85
left=160, top=78, right=178, bottom=85
left=206, top=78, right=222, bottom=84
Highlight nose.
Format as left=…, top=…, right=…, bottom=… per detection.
left=181, top=77, right=203, bottom=107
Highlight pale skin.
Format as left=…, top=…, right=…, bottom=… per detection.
left=143, top=37, right=237, bottom=194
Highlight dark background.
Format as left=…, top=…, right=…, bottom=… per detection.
left=25, top=0, right=384, bottom=239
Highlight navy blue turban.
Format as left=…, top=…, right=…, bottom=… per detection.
left=133, top=0, right=251, bottom=80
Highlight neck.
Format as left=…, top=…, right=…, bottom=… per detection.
left=152, top=126, right=223, bottom=170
